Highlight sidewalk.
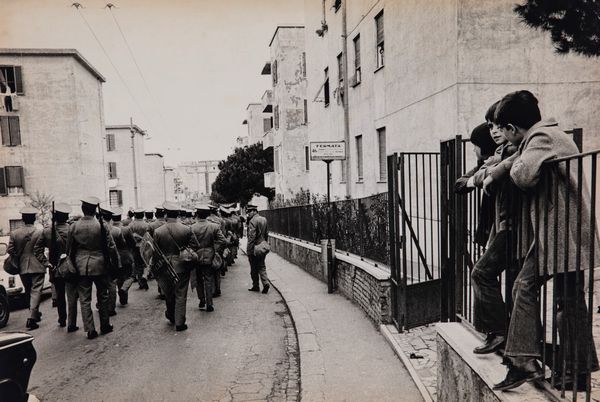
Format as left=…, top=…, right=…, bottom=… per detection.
left=249, top=246, right=424, bottom=401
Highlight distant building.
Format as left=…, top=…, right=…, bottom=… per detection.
left=174, top=160, right=220, bottom=204
left=163, top=166, right=177, bottom=202
left=141, top=153, right=166, bottom=209
left=242, top=103, right=266, bottom=146
left=0, top=48, right=107, bottom=232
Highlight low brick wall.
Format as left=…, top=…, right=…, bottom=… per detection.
left=268, top=234, right=392, bottom=325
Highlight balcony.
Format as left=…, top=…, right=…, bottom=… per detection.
left=264, top=172, right=275, bottom=189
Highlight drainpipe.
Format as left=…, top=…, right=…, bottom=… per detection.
left=130, top=117, right=139, bottom=208
left=342, top=0, right=351, bottom=197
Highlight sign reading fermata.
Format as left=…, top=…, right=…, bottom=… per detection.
left=310, top=141, right=346, bottom=161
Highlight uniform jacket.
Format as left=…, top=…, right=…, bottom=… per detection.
left=67, top=216, right=118, bottom=276
left=150, top=218, right=166, bottom=232
left=34, top=223, right=69, bottom=267
left=191, top=219, right=227, bottom=265
left=129, top=219, right=150, bottom=245
left=247, top=214, right=268, bottom=255
left=153, top=218, right=201, bottom=274
left=494, top=119, right=599, bottom=274
left=8, top=224, right=45, bottom=274
left=112, top=221, right=135, bottom=267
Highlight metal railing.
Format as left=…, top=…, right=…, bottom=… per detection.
left=262, top=193, right=389, bottom=267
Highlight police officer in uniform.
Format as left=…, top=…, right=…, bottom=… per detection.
left=8, top=206, right=45, bottom=329
left=100, top=205, right=124, bottom=316
left=34, top=202, right=79, bottom=331
left=67, top=196, right=119, bottom=339
left=111, top=208, right=136, bottom=306
left=246, top=204, right=270, bottom=294
left=153, top=202, right=201, bottom=331
left=191, top=205, right=226, bottom=312
left=207, top=204, right=227, bottom=297
left=129, top=208, right=150, bottom=290
left=123, top=209, right=134, bottom=226
left=145, top=209, right=155, bottom=224
left=149, top=206, right=167, bottom=298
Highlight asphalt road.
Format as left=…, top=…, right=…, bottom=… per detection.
left=3, top=257, right=299, bottom=402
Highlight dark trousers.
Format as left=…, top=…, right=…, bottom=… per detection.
left=78, top=275, right=111, bottom=332
left=471, top=230, right=509, bottom=336
left=506, top=256, right=599, bottom=374
left=157, top=270, right=190, bottom=327
left=20, top=273, right=45, bottom=321
left=133, top=248, right=148, bottom=287
left=53, top=277, right=78, bottom=326
left=196, top=265, right=214, bottom=306
left=116, top=263, right=135, bottom=293
left=248, top=254, right=269, bottom=288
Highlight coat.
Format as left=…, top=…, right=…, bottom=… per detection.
left=112, top=221, right=135, bottom=266
left=153, top=218, right=201, bottom=274
left=191, top=219, right=227, bottom=265
left=495, top=119, right=599, bottom=275
left=34, top=223, right=69, bottom=267
left=67, top=216, right=118, bottom=276
left=129, top=219, right=150, bottom=246
left=8, top=224, right=45, bottom=274
left=247, top=214, right=268, bottom=256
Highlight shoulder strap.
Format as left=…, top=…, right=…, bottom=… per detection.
left=164, top=224, right=183, bottom=251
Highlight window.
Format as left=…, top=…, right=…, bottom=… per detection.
left=353, top=35, right=361, bottom=84
left=106, top=133, right=116, bottom=151
left=274, top=105, right=280, bottom=130
left=0, top=116, right=21, bottom=146
left=274, top=147, right=280, bottom=173
left=1, top=166, right=24, bottom=195
left=272, top=59, right=278, bottom=86
left=340, top=159, right=346, bottom=182
left=301, top=53, right=306, bottom=77
left=303, top=99, right=308, bottom=124
left=375, top=11, right=384, bottom=69
left=109, top=190, right=123, bottom=207
left=9, top=219, right=24, bottom=232
left=333, top=0, right=341, bottom=12
left=337, top=53, right=344, bottom=85
left=324, top=68, right=330, bottom=107
left=263, top=118, right=272, bottom=133
left=0, top=66, right=24, bottom=95
left=356, top=135, right=363, bottom=181
left=108, top=162, right=118, bottom=179
left=377, top=127, right=387, bottom=181
left=304, top=146, right=310, bottom=171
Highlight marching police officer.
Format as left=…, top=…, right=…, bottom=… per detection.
left=149, top=206, right=167, bottom=298
left=111, top=207, right=136, bottom=306
left=8, top=206, right=45, bottom=329
left=67, top=196, right=119, bottom=339
left=100, top=205, right=124, bottom=316
left=191, top=205, right=226, bottom=312
left=153, top=202, right=201, bottom=331
left=207, top=204, right=227, bottom=297
left=144, top=209, right=155, bottom=224
left=129, top=208, right=150, bottom=289
left=34, top=202, right=79, bottom=331
left=246, top=204, right=270, bottom=294
left=122, top=209, right=134, bottom=226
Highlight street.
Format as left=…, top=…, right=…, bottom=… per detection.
left=4, top=257, right=299, bottom=402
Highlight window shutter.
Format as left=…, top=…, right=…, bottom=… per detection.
left=6, top=166, right=23, bottom=187
left=376, top=12, right=384, bottom=45
left=14, top=66, right=23, bottom=95
left=301, top=52, right=306, bottom=77
left=272, top=60, right=278, bottom=86
left=0, top=117, right=9, bottom=146
left=118, top=190, right=123, bottom=206
left=0, top=168, right=6, bottom=195
left=354, top=36, right=361, bottom=68
left=304, top=99, right=308, bottom=124
left=378, top=128, right=387, bottom=181
left=9, top=116, right=20, bottom=145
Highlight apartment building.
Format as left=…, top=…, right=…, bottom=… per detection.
left=263, top=26, right=310, bottom=202
left=304, top=0, right=600, bottom=199
left=241, top=103, right=266, bottom=146
left=0, top=48, right=107, bottom=233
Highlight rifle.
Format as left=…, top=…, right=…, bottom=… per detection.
left=98, top=203, right=118, bottom=278
left=139, top=232, right=179, bottom=285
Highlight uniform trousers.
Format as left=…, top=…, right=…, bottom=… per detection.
left=20, top=273, right=45, bottom=320
left=53, top=276, right=79, bottom=327
left=196, top=264, right=214, bottom=306
left=157, top=270, right=190, bottom=327
left=133, top=247, right=148, bottom=287
left=116, top=263, right=135, bottom=293
left=248, top=254, right=269, bottom=288
left=78, top=275, right=111, bottom=332
left=107, top=278, right=118, bottom=313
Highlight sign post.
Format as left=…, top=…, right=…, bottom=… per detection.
left=310, top=141, right=346, bottom=294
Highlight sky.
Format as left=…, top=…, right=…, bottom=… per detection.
left=0, top=0, right=304, bottom=165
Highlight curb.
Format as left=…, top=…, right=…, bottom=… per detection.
left=380, top=324, right=434, bottom=402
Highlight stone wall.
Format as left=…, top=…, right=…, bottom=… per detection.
left=268, top=234, right=391, bottom=325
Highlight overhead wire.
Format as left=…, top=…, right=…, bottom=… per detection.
left=71, top=3, right=155, bottom=129
left=105, top=3, right=164, bottom=120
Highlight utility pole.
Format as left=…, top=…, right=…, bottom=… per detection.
left=130, top=117, right=139, bottom=208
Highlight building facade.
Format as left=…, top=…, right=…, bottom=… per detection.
left=0, top=49, right=107, bottom=233
left=304, top=0, right=600, bottom=200
left=141, top=153, right=167, bottom=209
left=174, top=160, right=220, bottom=205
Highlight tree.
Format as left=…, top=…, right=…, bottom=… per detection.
left=514, top=0, right=600, bottom=57
left=29, top=191, right=54, bottom=227
left=211, top=143, right=274, bottom=206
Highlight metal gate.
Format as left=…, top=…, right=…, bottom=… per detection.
left=388, top=152, right=441, bottom=331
